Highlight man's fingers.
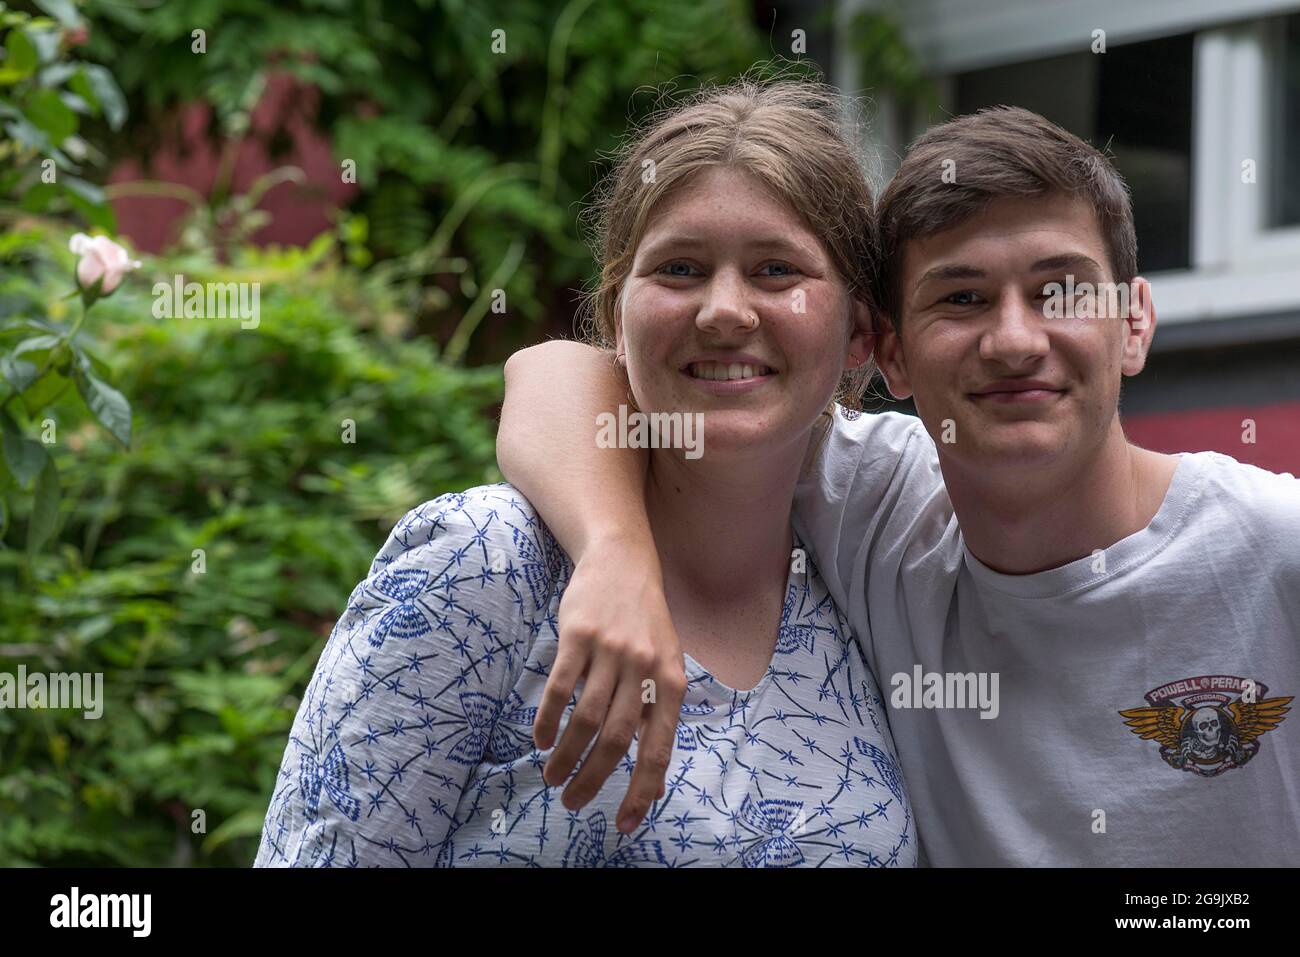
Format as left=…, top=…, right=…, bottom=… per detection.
left=544, top=656, right=618, bottom=792
left=615, top=672, right=682, bottom=833
left=563, top=674, right=646, bottom=811
left=534, top=642, right=586, bottom=751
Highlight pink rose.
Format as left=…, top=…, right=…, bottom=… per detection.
left=69, top=233, right=141, bottom=297
left=63, top=24, right=90, bottom=47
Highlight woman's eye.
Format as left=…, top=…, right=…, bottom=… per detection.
left=758, top=262, right=799, bottom=278
left=658, top=262, right=697, bottom=278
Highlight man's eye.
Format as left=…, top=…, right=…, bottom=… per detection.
left=944, top=290, right=981, bottom=306
left=658, top=262, right=697, bottom=278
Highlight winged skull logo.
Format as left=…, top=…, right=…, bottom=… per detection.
left=1119, top=675, right=1291, bottom=777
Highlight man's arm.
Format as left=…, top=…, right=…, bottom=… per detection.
left=498, top=340, right=685, bottom=834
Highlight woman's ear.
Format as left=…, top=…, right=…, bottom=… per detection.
left=874, top=318, right=913, bottom=400
left=613, top=287, right=627, bottom=367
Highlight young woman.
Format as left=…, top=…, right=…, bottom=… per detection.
left=255, top=76, right=915, bottom=868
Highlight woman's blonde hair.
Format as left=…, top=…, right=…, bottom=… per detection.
left=577, top=68, right=879, bottom=411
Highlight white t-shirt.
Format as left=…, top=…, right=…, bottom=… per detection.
left=793, top=407, right=1300, bottom=866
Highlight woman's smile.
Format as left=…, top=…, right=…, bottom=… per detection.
left=681, top=359, right=777, bottom=394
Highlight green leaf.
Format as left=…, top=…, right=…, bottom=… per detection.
left=4, top=336, right=64, bottom=400
left=0, top=316, right=61, bottom=336
left=66, top=188, right=115, bottom=231
left=0, top=410, right=48, bottom=488
left=81, top=65, right=127, bottom=130
left=1, top=353, right=39, bottom=393
left=75, top=366, right=131, bottom=448
left=34, top=0, right=81, bottom=30
left=201, top=806, right=268, bottom=853
left=21, top=369, right=72, bottom=414
left=12, top=333, right=62, bottom=359
left=61, top=174, right=104, bottom=205
left=72, top=343, right=111, bottom=379
left=26, top=455, right=61, bottom=554
left=0, top=29, right=37, bottom=84
left=23, top=88, right=78, bottom=145
left=40, top=62, right=78, bottom=87
left=28, top=26, right=62, bottom=65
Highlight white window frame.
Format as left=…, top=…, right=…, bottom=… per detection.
left=1153, top=18, right=1300, bottom=324
left=836, top=4, right=1300, bottom=328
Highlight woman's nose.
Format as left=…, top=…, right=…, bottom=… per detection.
left=696, top=271, right=758, bottom=336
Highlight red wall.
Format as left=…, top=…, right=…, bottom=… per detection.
left=108, top=72, right=356, bottom=254
left=1124, top=401, right=1300, bottom=476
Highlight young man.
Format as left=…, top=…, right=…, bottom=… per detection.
left=495, top=107, right=1300, bottom=865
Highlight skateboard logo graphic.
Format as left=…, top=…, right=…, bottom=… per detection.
left=1119, top=674, right=1291, bottom=777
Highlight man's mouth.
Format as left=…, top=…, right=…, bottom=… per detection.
left=969, top=379, right=1066, bottom=402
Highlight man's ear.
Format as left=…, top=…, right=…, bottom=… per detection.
left=874, top=316, right=914, bottom=400
left=845, top=299, right=876, bottom=370
left=1121, top=276, right=1157, bottom=377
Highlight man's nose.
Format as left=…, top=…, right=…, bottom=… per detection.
left=696, top=269, right=758, bottom=336
left=979, top=291, right=1050, bottom=368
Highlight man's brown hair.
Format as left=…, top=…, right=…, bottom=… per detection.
left=875, top=106, right=1138, bottom=331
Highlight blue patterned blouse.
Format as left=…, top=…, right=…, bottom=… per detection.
left=254, top=484, right=915, bottom=868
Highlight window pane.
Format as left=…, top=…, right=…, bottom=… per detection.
left=955, top=33, right=1194, bottom=274
left=1273, top=13, right=1300, bottom=228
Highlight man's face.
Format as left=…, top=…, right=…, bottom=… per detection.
left=876, top=192, right=1155, bottom=475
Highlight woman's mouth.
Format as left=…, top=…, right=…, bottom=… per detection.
left=685, top=361, right=775, bottom=382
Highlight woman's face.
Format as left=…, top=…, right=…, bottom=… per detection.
left=618, top=165, right=872, bottom=460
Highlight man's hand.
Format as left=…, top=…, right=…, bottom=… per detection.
left=498, top=340, right=676, bottom=832
left=535, top=534, right=686, bottom=834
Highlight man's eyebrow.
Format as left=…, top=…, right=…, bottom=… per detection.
left=1029, top=253, right=1106, bottom=274
left=914, top=263, right=987, bottom=287
left=913, top=253, right=1107, bottom=289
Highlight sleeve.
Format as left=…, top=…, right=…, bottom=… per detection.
left=791, top=407, right=946, bottom=660
left=253, top=485, right=551, bottom=868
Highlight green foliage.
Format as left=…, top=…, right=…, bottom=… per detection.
left=0, top=0, right=920, bottom=868
left=1, top=0, right=135, bottom=558
left=0, top=221, right=502, bottom=865
left=83, top=0, right=767, bottom=360
left=844, top=6, right=939, bottom=113
left=0, top=0, right=124, bottom=230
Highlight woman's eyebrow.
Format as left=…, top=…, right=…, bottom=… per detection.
left=747, top=236, right=820, bottom=259
left=637, top=234, right=819, bottom=261
left=636, top=235, right=706, bottom=260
